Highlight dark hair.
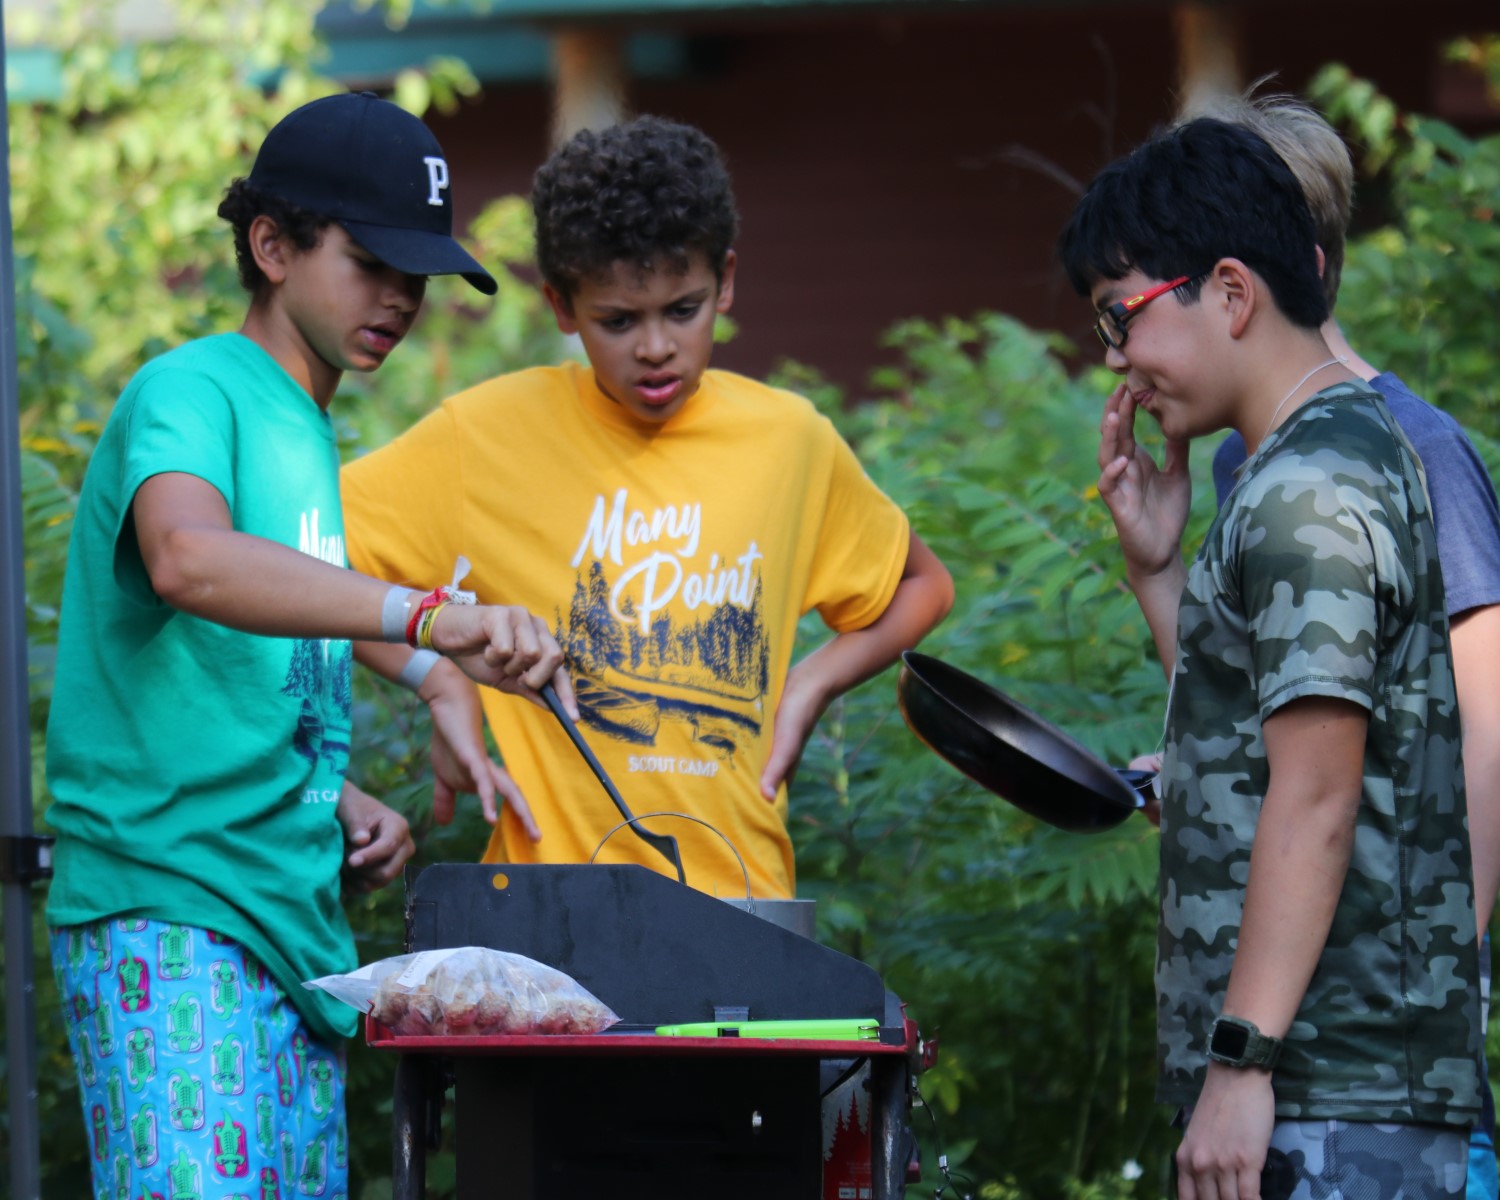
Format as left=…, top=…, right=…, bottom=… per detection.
left=216, top=178, right=334, bottom=294
left=532, top=116, right=739, bottom=301
left=1056, top=118, right=1329, bottom=329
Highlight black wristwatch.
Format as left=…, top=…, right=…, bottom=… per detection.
left=1206, top=1016, right=1283, bottom=1070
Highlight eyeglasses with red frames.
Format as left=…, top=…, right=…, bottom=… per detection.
left=1093, top=275, right=1193, bottom=350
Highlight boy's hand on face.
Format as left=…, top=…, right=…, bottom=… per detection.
left=337, top=781, right=416, bottom=893
left=419, top=661, right=542, bottom=840
left=1175, top=1064, right=1274, bottom=1200
left=1097, top=383, right=1192, bottom=577
left=430, top=605, right=579, bottom=719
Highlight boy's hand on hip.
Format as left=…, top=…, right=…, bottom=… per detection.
left=1097, top=383, right=1190, bottom=575
left=760, top=663, right=830, bottom=802
left=337, top=781, right=416, bottom=893
left=1176, top=1064, right=1274, bottom=1200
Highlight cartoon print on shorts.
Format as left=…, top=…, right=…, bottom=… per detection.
left=112, top=1151, right=131, bottom=1200
left=107, top=1067, right=127, bottom=1131
left=129, top=1102, right=159, bottom=1168
left=255, top=1094, right=276, bottom=1157
left=167, top=1069, right=204, bottom=1132
left=53, top=920, right=349, bottom=1200
left=118, top=951, right=151, bottom=1014
left=80, top=1027, right=99, bottom=1086
left=92, top=1102, right=109, bottom=1161
left=253, top=1013, right=271, bottom=1072
left=125, top=1028, right=156, bottom=1093
left=244, top=952, right=274, bottom=995
left=157, top=925, right=193, bottom=981
left=167, top=1145, right=202, bottom=1200
left=88, top=919, right=113, bottom=967
left=210, top=960, right=242, bottom=1020
left=211, top=1034, right=245, bottom=1096
left=94, top=985, right=117, bottom=1056
left=213, top=1109, right=250, bottom=1178
left=290, top=1030, right=309, bottom=1082
left=299, top=1134, right=328, bottom=1196
left=166, top=992, right=203, bottom=1054
left=274, top=1052, right=295, bottom=1106
left=308, top=1058, right=337, bottom=1120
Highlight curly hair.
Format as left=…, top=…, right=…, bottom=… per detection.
left=216, top=179, right=334, bottom=294
left=532, top=116, right=739, bottom=301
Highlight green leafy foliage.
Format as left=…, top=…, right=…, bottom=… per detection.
left=1310, top=62, right=1500, bottom=435
left=8, top=6, right=1500, bottom=1198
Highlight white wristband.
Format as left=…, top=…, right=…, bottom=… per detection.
left=381, top=586, right=413, bottom=644
left=396, top=649, right=441, bottom=692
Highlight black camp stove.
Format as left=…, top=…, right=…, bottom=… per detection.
left=374, top=863, right=923, bottom=1199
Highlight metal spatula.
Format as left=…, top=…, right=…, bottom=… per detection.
left=540, top=683, right=685, bottom=883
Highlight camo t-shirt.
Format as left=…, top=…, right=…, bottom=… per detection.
left=1156, top=381, right=1483, bottom=1126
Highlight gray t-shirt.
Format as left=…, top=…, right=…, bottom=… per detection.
left=1160, top=382, right=1483, bottom=1125
left=1213, top=373, right=1500, bottom=617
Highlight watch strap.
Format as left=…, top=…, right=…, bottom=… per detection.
left=1207, top=1015, right=1283, bottom=1070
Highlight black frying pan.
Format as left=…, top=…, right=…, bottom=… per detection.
left=896, top=651, right=1155, bottom=832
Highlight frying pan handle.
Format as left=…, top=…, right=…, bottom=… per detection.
left=1115, top=768, right=1157, bottom=809
left=540, top=683, right=686, bottom=884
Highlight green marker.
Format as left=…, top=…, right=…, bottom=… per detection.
left=654, top=1018, right=879, bottom=1041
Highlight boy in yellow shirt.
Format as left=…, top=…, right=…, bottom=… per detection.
left=342, top=116, right=952, bottom=898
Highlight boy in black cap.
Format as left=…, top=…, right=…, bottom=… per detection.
left=44, top=92, right=572, bottom=1198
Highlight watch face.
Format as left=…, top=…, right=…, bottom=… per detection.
left=1211, top=1022, right=1251, bottom=1059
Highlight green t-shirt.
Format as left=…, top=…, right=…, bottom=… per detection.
left=45, top=333, right=358, bottom=1042
left=1158, top=382, right=1483, bottom=1125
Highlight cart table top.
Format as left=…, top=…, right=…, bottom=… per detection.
left=366, top=1018, right=910, bottom=1058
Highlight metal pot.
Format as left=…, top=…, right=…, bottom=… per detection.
left=896, top=651, right=1155, bottom=833
left=721, top=897, right=818, bottom=941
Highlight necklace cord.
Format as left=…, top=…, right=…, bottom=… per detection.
left=1259, top=356, right=1348, bottom=445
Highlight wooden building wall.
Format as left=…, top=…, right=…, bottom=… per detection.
left=425, top=1, right=1499, bottom=392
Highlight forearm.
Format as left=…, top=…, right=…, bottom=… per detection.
left=1221, top=700, right=1364, bottom=1036
left=1127, top=557, right=1187, bottom=677
left=1224, top=791, right=1355, bottom=1033
left=151, top=524, right=409, bottom=640
left=795, top=532, right=953, bottom=703
left=1452, top=605, right=1500, bottom=933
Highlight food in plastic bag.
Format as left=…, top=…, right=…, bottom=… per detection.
left=304, top=947, right=621, bottom=1036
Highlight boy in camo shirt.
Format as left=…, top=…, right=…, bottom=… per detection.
left=1058, top=118, right=1483, bottom=1200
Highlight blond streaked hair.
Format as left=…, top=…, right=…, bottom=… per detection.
left=1179, top=86, right=1354, bottom=309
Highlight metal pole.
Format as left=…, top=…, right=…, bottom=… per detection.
left=0, top=0, right=47, bottom=1194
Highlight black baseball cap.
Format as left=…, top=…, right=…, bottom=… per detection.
left=249, top=91, right=497, bottom=295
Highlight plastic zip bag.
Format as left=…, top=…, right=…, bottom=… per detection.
left=305, top=946, right=621, bottom=1036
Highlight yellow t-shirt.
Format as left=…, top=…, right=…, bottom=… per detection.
left=341, top=362, right=909, bottom=898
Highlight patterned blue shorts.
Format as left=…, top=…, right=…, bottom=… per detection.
left=50, top=918, right=349, bottom=1200
left=1261, top=1119, right=1467, bottom=1200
